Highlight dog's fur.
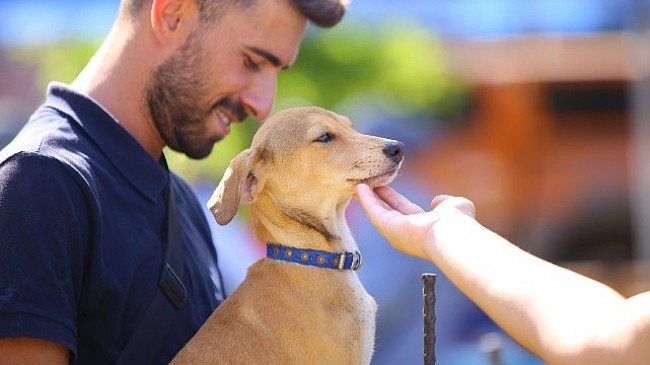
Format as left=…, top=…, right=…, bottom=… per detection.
left=169, top=106, right=404, bottom=365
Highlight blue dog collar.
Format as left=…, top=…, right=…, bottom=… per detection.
left=267, top=243, right=362, bottom=271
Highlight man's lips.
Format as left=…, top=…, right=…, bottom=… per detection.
left=213, top=108, right=232, bottom=135
left=213, top=103, right=248, bottom=133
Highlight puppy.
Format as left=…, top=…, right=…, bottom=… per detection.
left=170, top=106, right=404, bottom=365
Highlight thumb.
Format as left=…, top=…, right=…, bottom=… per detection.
left=430, top=195, right=477, bottom=218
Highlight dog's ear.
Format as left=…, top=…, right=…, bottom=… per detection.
left=207, top=148, right=261, bottom=225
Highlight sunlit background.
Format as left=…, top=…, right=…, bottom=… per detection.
left=3, top=1, right=650, bottom=364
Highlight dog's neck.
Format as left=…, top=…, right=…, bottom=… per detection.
left=250, top=192, right=357, bottom=253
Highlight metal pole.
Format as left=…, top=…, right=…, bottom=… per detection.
left=422, top=273, right=436, bottom=365
left=479, top=332, right=505, bottom=365
left=629, top=0, right=650, bottom=277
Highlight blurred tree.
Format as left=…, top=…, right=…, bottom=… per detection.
left=276, top=20, right=468, bottom=119
left=169, top=20, right=470, bottom=183
left=7, top=19, right=469, bottom=185
left=8, top=42, right=96, bottom=86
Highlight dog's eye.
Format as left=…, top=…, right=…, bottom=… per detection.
left=315, top=132, right=334, bottom=143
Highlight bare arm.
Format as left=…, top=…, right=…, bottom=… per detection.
left=355, top=183, right=650, bottom=365
left=0, top=338, right=70, bottom=365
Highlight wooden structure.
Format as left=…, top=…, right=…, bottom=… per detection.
left=410, top=32, right=650, bottom=294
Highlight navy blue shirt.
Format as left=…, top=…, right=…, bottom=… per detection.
left=0, top=83, right=225, bottom=364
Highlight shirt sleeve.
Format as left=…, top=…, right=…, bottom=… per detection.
left=0, top=152, right=92, bottom=357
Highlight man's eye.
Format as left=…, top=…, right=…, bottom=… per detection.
left=315, top=132, right=334, bottom=143
left=245, top=56, right=260, bottom=71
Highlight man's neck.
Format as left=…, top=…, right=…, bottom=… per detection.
left=71, top=21, right=166, bottom=161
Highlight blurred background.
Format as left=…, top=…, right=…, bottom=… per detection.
left=3, top=0, right=650, bottom=364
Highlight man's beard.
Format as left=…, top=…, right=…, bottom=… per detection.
left=145, top=29, right=246, bottom=160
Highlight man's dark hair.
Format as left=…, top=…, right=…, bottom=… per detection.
left=286, top=0, right=348, bottom=28
left=124, top=0, right=347, bottom=28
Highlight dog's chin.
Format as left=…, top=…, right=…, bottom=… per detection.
left=356, top=168, right=399, bottom=188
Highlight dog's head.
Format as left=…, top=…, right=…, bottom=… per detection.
left=207, top=106, right=404, bottom=226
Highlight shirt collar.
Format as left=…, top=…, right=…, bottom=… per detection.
left=44, top=82, right=168, bottom=202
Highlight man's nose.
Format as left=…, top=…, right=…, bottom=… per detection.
left=240, top=75, right=277, bottom=121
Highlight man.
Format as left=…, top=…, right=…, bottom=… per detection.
left=355, top=183, right=650, bottom=365
left=0, top=0, right=347, bottom=364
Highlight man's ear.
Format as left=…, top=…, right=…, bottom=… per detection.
left=150, top=0, right=199, bottom=48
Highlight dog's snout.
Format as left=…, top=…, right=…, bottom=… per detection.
left=382, top=142, right=404, bottom=163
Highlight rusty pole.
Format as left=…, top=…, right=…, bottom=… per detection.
left=422, top=273, right=436, bottom=365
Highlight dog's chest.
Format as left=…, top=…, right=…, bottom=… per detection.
left=259, top=263, right=377, bottom=364
left=345, top=273, right=377, bottom=317
left=346, top=275, right=377, bottom=365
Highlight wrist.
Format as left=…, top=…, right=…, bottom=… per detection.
left=425, top=210, right=478, bottom=261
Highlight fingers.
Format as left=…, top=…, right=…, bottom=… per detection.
left=372, top=186, right=425, bottom=215
left=430, top=195, right=451, bottom=209
left=354, top=184, right=392, bottom=212
left=356, top=183, right=476, bottom=220
left=430, top=194, right=477, bottom=218
left=354, top=184, right=393, bottom=220
left=354, top=184, right=406, bottom=233
left=355, top=184, right=432, bottom=260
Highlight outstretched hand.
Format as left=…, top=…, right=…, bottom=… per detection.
left=354, top=184, right=476, bottom=260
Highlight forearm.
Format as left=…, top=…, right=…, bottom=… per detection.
left=355, top=185, right=650, bottom=364
left=0, top=338, right=69, bottom=365
left=428, top=212, right=629, bottom=363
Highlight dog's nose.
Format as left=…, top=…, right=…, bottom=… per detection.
left=382, top=142, right=404, bottom=163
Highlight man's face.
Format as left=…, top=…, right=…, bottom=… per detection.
left=146, top=0, right=307, bottom=159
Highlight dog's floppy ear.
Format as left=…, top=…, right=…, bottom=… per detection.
left=207, top=148, right=261, bottom=225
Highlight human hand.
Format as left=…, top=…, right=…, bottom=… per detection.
left=354, top=184, right=476, bottom=260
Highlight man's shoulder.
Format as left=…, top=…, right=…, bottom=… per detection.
left=1, top=106, right=91, bottom=164
left=1, top=105, right=105, bottom=186
left=0, top=151, right=92, bottom=214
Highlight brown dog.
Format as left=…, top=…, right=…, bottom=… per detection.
left=169, top=106, right=404, bottom=365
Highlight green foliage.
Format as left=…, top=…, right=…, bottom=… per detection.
left=8, top=41, right=97, bottom=87
left=7, top=19, right=469, bottom=186
left=276, top=20, right=469, bottom=119
left=165, top=121, right=257, bottom=183
left=173, top=20, right=470, bottom=184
